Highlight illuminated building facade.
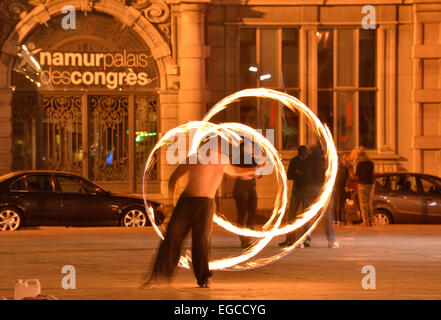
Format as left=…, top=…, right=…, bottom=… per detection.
left=1, top=0, right=440, bottom=211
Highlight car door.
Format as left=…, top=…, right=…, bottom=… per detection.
left=54, top=175, right=90, bottom=223
left=75, top=178, right=115, bottom=223
left=10, top=174, right=60, bottom=225
left=54, top=175, right=114, bottom=224
left=388, top=174, right=423, bottom=223
left=418, top=176, right=441, bottom=223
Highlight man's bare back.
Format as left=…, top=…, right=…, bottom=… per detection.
left=169, top=152, right=261, bottom=199
left=181, top=163, right=226, bottom=198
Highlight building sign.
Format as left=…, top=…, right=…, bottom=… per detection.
left=37, top=50, right=157, bottom=89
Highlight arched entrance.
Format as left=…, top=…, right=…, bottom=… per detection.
left=4, top=3, right=173, bottom=194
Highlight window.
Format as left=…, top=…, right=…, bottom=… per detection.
left=375, top=176, right=388, bottom=193
left=239, top=28, right=300, bottom=150
left=317, top=28, right=376, bottom=150
left=390, top=175, right=418, bottom=194
left=57, top=176, right=96, bottom=193
left=27, top=175, right=54, bottom=192
left=135, top=95, right=158, bottom=183
left=420, top=177, right=441, bottom=196
left=10, top=178, right=27, bottom=192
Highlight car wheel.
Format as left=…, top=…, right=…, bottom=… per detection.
left=372, top=210, right=392, bottom=226
left=121, top=208, right=147, bottom=228
left=0, top=208, right=23, bottom=232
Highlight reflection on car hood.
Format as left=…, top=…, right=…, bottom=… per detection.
left=109, top=192, right=143, bottom=200
left=109, top=193, right=159, bottom=205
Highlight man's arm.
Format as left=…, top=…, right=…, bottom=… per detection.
left=168, top=164, right=190, bottom=197
left=286, top=158, right=296, bottom=180
left=224, top=161, right=265, bottom=178
left=355, top=162, right=361, bottom=179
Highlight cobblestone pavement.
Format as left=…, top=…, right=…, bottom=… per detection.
left=1, top=224, right=440, bottom=300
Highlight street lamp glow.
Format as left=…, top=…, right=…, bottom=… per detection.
left=249, top=66, right=258, bottom=72
left=260, top=74, right=271, bottom=81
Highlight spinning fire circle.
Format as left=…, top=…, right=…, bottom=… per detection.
left=143, top=88, right=338, bottom=271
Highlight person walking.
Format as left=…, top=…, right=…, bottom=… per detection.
left=324, top=191, right=340, bottom=248
left=347, top=149, right=361, bottom=223
left=355, top=149, right=375, bottom=226
left=278, top=145, right=311, bottom=247
left=307, top=144, right=340, bottom=248
left=334, top=153, right=349, bottom=225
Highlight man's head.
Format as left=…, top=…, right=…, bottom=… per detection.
left=357, top=147, right=367, bottom=159
left=297, top=145, right=308, bottom=158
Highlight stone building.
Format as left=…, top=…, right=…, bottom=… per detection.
left=0, top=0, right=440, bottom=211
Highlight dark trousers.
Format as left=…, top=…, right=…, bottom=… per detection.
left=150, top=196, right=214, bottom=286
left=285, top=188, right=311, bottom=243
left=287, top=190, right=310, bottom=221
left=233, top=180, right=257, bottom=228
left=334, top=187, right=347, bottom=223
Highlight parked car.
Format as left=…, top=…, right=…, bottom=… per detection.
left=0, top=171, right=164, bottom=231
left=372, top=172, right=441, bottom=225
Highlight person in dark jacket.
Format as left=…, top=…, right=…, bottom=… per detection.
left=278, top=145, right=311, bottom=247
left=232, top=139, right=261, bottom=248
left=355, top=149, right=375, bottom=226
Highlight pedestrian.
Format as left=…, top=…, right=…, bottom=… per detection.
left=355, top=149, right=375, bottom=226
left=142, top=137, right=262, bottom=288
left=232, top=140, right=261, bottom=249
left=307, top=143, right=340, bottom=248
left=334, top=153, right=349, bottom=225
left=346, top=149, right=361, bottom=223
left=278, top=145, right=311, bottom=247
left=324, top=191, right=340, bottom=248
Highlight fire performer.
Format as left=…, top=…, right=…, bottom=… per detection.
left=143, top=138, right=263, bottom=288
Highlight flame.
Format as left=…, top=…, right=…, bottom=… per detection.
left=143, top=88, right=338, bottom=271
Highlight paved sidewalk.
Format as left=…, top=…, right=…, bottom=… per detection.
left=0, top=224, right=440, bottom=300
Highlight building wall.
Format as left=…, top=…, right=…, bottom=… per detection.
left=397, top=20, right=415, bottom=173
left=206, top=1, right=441, bottom=215
left=0, top=1, right=441, bottom=213
left=411, top=3, right=441, bottom=176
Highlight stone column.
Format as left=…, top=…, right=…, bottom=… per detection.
left=0, top=62, right=12, bottom=175
left=178, top=3, right=208, bottom=124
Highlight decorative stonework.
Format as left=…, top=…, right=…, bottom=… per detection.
left=130, top=0, right=172, bottom=44
left=1, top=0, right=176, bottom=90
left=130, top=0, right=170, bottom=24
left=0, top=1, right=33, bottom=48
left=1, top=0, right=172, bottom=51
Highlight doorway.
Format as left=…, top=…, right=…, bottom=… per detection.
left=11, top=91, right=159, bottom=194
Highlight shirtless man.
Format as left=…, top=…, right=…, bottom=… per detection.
left=145, top=145, right=261, bottom=288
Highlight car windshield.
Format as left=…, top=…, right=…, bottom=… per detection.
left=390, top=175, right=418, bottom=193
left=71, top=176, right=107, bottom=193
left=56, top=176, right=104, bottom=194
left=375, top=176, right=388, bottom=192
left=420, top=177, right=441, bottom=196
left=85, top=180, right=107, bottom=193
left=0, top=172, right=20, bottom=183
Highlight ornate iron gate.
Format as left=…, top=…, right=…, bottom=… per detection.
left=12, top=92, right=158, bottom=192
left=40, top=95, right=83, bottom=173
left=88, top=95, right=129, bottom=181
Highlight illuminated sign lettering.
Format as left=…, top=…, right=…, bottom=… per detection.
left=38, top=50, right=156, bottom=89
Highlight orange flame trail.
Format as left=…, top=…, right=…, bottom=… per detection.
left=143, top=88, right=338, bottom=271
